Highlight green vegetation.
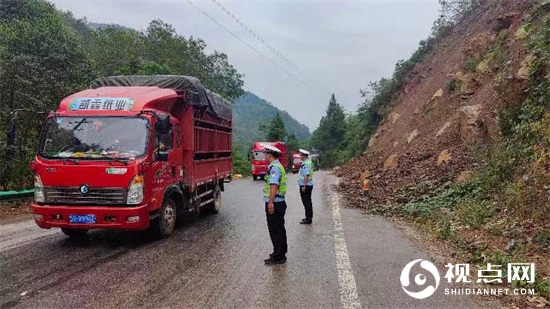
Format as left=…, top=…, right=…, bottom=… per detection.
left=259, top=113, right=287, bottom=142
left=232, top=146, right=250, bottom=176
left=446, top=78, right=461, bottom=93
left=310, top=94, right=348, bottom=167
left=456, top=198, right=494, bottom=229
left=463, top=56, right=479, bottom=73
left=400, top=182, right=482, bottom=221
left=0, top=0, right=244, bottom=190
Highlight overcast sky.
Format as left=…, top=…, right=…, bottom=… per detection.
left=50, top=0, right=440, bottom=130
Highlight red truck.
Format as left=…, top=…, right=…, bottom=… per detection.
left=291, top=152, right=302, bottom=173
left=250, top=141, right=287, bottom=180
left=29, top=75, right=232, bottom=238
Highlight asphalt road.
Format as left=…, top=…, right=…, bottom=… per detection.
left=0, top=172, right=496, bottom=309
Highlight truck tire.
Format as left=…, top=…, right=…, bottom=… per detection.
left=151, top=197, right=177, bottom=238
left=211, top=185, right=222, bottom=214
left=204, top=185, right=222, bottom=214
left=61, top=228, right=88, bottom=238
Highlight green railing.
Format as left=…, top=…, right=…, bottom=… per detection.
left=0, top=189, right=34, bottom=202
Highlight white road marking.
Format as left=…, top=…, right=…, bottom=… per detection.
left=330, top=187, right=362, bottom=309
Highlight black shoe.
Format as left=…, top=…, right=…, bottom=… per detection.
left=300, top=219, right=312, bottom=224
left=264, top=257, right=287, bottom=265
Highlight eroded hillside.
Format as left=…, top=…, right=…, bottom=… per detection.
left=338, top=0, right=550, bottom=301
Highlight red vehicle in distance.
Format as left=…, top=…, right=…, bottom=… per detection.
left=291, top=152, right=302, bottom=173
left=250, top=141, right=287, bottom=180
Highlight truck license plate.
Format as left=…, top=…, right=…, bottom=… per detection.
left=69, top=214, right=96, bottom=224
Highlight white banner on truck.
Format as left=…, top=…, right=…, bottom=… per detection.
left=69, top=97, right=135, bottom=111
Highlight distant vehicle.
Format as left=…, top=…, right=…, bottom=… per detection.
left=250, top=141, right=287, bottom=180
left=26, top=75, right=233, bottom=238
left=291, top=152, right=302, bottom=173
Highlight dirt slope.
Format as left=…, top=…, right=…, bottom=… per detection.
left=337, top=0, right=533, bottom=209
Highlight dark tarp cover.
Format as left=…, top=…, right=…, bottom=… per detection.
left=90, top=75, right=232, bottom=121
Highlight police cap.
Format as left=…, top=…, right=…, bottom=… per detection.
left=263, top=144, right=281, bottom=154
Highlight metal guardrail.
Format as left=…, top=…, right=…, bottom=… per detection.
left=0, top=190, right=34, bottom=202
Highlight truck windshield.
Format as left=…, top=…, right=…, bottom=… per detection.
left=252, top=151, right=265, bottom=161
left=39, top=116, right=149, bottom=160
left=293, top=158, right=302, bottom=164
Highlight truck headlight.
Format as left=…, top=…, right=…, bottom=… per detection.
left=34, top=174, right=45, bottom=203
left=127, top=175, right=144, bottom=205
left=251, top=164, right=255, bottom=171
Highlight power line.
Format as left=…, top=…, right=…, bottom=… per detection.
left=184, top=0, right=297, bottom=79
left=210, top=0, right=329, bottom=95
left=184, top=0, right=328, bottom=97
left=184, top=0, right=316, bottom=93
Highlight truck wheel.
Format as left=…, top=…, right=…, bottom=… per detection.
left=61, top=228, right=88, bottom=238
left=151, top=198, right=177, bottom=238
left=204, top=185, right=222, bottom=214
left=211, top=185, right=222, bottom=214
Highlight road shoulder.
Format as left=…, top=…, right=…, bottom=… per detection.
left=324, top=173, right=504, bottom=309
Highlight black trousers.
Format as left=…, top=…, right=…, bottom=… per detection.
left=300, top=186, right=313, bottom=220
left=265, top=201, right=287, bottom=259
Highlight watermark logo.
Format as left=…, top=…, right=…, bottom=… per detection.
left=401, top=260, right=536, bottom=299
left=400, top=259, right=441, bottom=299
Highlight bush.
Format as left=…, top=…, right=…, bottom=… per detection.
left=232, top=148, right=250, bottom=177
left=534, top=231, right=550, bottom=249
left=463, top=56, right=478, bottom=72
left=473, top=141, right=523, bottom=194
left=456, top=198, right=494, bottom=229
left=402, top=182, right=482, bottom=221
left=446, top=78, right=461, bottom=93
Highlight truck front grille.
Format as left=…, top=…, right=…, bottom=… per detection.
left=44, top=187, right=126, bottom=205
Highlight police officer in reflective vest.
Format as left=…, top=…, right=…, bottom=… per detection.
left=298, top=149, right=314, bottom=224
left=262, top=144, right=288, bottom=265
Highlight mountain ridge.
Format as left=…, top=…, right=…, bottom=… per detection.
left=233, top=91, right=310, bottom=153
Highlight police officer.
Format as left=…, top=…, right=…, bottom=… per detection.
left=298, top=149, right=314, bottom=224
left=262, top=144, right=288, bottom=265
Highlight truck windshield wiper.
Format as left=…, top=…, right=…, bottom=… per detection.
left=94, top=155, right=129, bottom=165
left=63, top=158, right=79, bottom=164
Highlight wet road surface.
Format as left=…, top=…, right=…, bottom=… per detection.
left=0, top=172, right=496, bottom=308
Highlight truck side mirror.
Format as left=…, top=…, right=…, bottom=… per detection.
left=156, top=114, right=171, bottom=135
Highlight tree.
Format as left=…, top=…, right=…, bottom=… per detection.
left=259, top=113, right=287, bottom=142
left=87, top=26, right=145, bottom=76
left=311, top=94, right=348, bottom=168
left=142, top=19, right=244, bottom=100
left=0, top=0, right=93, bottom=189
left=286, top=133, right=300, bottom=152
